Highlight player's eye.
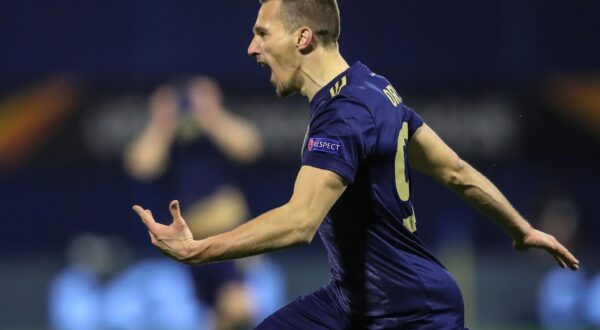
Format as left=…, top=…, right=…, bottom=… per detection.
left=254, top=28, right=267, bottom=38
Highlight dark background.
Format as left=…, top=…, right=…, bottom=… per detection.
left=0, top=1, right=599, bottom=329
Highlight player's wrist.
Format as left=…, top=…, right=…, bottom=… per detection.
left=510, top=220, right=533, bottom=244
left=183, top=238, right=211, bottom=264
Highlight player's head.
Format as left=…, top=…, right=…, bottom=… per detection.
left=248, top=0, right=341, bottom=97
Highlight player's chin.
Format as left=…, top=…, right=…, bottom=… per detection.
left=274, top=83, right=296, bottom=98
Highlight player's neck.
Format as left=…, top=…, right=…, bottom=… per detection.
left=299, top=47, right=349, bottom=102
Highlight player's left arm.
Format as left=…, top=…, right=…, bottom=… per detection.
left=408, top=124, right=580, bottom=270
left=132, top=165, right=346, bottom=264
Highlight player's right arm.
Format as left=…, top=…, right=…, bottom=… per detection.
left=132, top=165, right=347, bottom=264
left=407, top=124, right=580, bottom=270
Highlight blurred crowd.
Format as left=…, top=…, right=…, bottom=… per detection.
left=49, top=77, right=285, bottom=330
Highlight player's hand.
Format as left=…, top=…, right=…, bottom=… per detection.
left=132, top=200, right=197, bottom=263
left=513, top=227, right=579, bottom=271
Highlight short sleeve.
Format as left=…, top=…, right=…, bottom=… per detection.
left=403, top=105, right=424, bottom=139
left=301, top=99, right=376, bottom=184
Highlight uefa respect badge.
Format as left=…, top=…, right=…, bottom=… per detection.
left=307, top=137, right=342, bottom=155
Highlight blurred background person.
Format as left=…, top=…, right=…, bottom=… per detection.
left=49, top=234, right=206, bottom=330
left=123, top=76, right=284, bottom=330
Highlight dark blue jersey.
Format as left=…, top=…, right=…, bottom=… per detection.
left=301, top=62, right=464, bottom=322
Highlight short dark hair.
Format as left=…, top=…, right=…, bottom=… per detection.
left=260, top=0, right=340, bottom=47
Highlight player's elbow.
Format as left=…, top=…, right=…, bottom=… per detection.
left=286, top=206, right=320, bottom=245
left=300, top=224, right=319, bottom=244
left=294, top=216, right=320, bottom=244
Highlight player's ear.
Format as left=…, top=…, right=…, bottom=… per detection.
left=296, top=27, right=315, bottom=54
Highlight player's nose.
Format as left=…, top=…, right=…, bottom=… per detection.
left=247, top=36, right=260, bottom=57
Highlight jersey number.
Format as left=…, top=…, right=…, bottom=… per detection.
left=395, top=122, right=409, bottom=201
left=395, top=122, right=417, bottom=232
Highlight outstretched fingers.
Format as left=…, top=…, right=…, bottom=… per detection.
left=149, top=230, right=158, bottom=245
left=169, top=200, right=185, bottom=225
left=519, top=229, right=580, bottom=271
left=552, top=243, right=579, bottom=271
left=553, top=254, right=567, bottom=269
left=132, top=205, right=158, bottom=231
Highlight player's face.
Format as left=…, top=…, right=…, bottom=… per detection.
left=248, top=0, right=302, bottom=97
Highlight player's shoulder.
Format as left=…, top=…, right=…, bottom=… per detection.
left=315, top=62, right=407, bottom=123
left=318, top=92, right=373, bottom=126
left=335, top=64, right=403, bottom=112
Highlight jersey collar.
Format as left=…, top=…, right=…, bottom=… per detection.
left=309, top=61, right=367, bottom=110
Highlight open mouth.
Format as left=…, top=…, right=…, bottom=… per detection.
left=257, top=61, right=275, bottom=85
left=257, top=61, right=270, bottom=70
